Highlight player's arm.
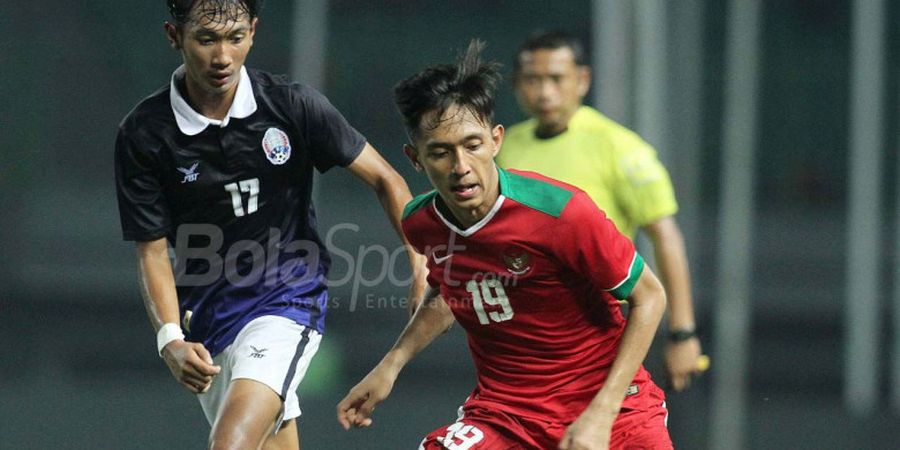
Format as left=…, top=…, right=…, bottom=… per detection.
left=554, top=193, right=666, bottom=449
left=136, top=238, right=220, bottom=394
left=346, top=143, right=428, bottom=315
left=560, top=266, right=667, bottom=450
left=337, top=285, right=453, bottom=430
left=643, top=216, right=703, bottom=391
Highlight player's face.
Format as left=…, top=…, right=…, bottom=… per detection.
left=514, top=47, right=590, bottom=135
left=405, top=105, right=505, bottom=228
left=165, top=4, right=257, bottom=99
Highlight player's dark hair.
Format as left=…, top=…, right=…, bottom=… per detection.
left=394, top=39, right=502, bottom=139
left=514, top=30, right=587, bottom=71
left=168, top=0, right=261, bottom=28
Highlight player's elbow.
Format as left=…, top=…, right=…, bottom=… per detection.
left=648, top=279, right=667, bottom=320
left=440, top=314, right=455, bottom=334
left=373, top=165, right=408, bottom=197
left=430, top=301, right=455, bottom=334
left=630, top=269, right=667, bottom=320
left=649, top=280, right=667, bottom=318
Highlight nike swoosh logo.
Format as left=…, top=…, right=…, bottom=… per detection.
left=433, top=253, right=453, bottom=264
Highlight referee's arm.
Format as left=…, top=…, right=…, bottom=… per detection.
left=642, top=216, right=702, bottom=391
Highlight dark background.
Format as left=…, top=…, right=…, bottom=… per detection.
left=2, top=1, right=899, bottom=449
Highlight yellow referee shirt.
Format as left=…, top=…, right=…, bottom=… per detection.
left=497, top=106, right=678, bottom=238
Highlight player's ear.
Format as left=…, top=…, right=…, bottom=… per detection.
left=403, top=144, right=423, bottom=172
left=164, top=22, right=181, bottom=50
left=247, top=17, right=259, bottom=46
left=577, top=65, right=591, bottom=97
left=491, top=124, right=505, bottom=158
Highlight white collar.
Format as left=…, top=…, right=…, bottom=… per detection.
left=432, top=195, right=506, bottom=237
left=169, top=65, right=257, bottom=136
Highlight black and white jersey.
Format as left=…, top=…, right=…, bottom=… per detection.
left=115, top=66, right=365, bottom=355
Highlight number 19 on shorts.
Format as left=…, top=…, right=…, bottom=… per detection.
left=466, top=279, right=514, bottom=325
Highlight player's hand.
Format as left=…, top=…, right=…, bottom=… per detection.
left=665, top=337, right=702, bottom=391
left=558, top=407, right=614, bottom=450
left=161, top=340, right=221, bottom=394
left=336, top=364, right=398, bottom=430
left=407, top=251, right=428, bottom=317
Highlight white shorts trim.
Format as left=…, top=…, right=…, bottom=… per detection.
left=197, top=316, right=322, bottom=429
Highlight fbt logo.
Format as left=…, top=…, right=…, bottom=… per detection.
left=178, top=162, right=200, bottom=183
left=249, top=346, right=267, bottom=359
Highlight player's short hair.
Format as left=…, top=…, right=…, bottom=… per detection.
left=394, top=40, right=503, bottom=140
left=167, top=0, right=261, bottom=28
left=514, top=30, right=588, bottom=71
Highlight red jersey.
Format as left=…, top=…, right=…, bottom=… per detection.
left=402, top=168, right=664, bottom=423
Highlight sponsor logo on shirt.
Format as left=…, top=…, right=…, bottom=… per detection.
left=177, top=161, right=200, bottom=183
left=433, top=251, right=453, bottom=264
left=262, top=127, right=292, bottom=165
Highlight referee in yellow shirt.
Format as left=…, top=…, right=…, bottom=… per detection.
left=497, top=30, right=704, bottom=391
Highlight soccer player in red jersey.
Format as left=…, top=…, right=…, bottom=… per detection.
left=337, top=41, right=672, bottom=450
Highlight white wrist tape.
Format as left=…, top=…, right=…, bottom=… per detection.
left=156, top=323, right=185, bottom=357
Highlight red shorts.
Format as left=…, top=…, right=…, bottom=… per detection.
left=418, top=403, right=672, bottom=450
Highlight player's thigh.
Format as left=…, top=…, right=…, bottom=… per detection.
left=209, top=378, right=283, bottom=450
left=219, top=315, right=320, bottom=421
left=609, top=402, right=673, bottom=450
left=207, top=316, right=321, bottom=450
left=229, top=316, right=321, bottom=424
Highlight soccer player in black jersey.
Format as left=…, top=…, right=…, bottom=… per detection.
left=114, top=1, right=425, bottom=448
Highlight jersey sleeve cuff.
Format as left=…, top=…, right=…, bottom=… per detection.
left=318, top=137, right=367, bottom=173
left=608, top=252, right=645, bottom=299
left=122, top=226, right=171, bottom=242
